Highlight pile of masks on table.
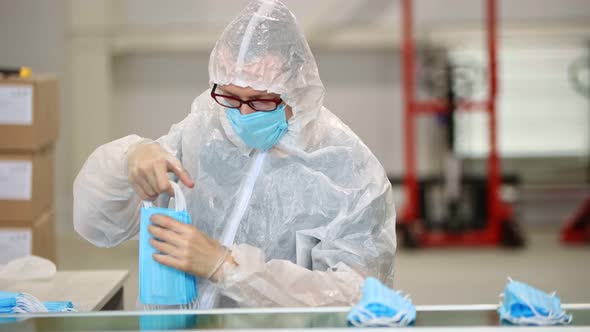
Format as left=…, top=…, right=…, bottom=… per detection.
left=0, top=292, right=74, bottom=314
left=0, top=256, right=75, bottom=314
left=347, top=277, right=572, bottom=328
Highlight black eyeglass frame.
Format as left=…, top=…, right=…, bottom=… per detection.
left=210, top=84, right=283, bottom=112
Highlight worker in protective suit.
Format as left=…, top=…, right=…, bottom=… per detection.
left=74, top=0, right=396, bottom=308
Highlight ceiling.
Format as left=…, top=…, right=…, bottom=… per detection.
left=101, top=0, right=590, bottom=54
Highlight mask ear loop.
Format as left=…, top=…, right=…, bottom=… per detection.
left=521, top=295, right=572, bottom=325
left=502, top=288, right=572, bottom=325
left=12, top=293, right=47, bottom=313
left=142, top=181, right=187, bottom=212
left=349, top=305, right=412, bottom=327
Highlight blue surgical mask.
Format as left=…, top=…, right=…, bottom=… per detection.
left=139, top=181, right=198, bottom=309
left=0, top=291, right=72, bottom=313
left=43, top=301, right=75, bottom=312
left=225, top=104, right=288, bottom=150
left=347, top=277, right=416, bottom=327
left=498, top=279, right=572, bottom=326
left=0, top=292, right=17, bottom=314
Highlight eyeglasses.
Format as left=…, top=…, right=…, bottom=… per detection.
left=211, top=84, right=283, bottom=112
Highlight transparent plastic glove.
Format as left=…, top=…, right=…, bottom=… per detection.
left=214, top=244, right=364, bottom=307
left=0, top=256, right=56, bottom=281
left=127, top=141, right=194, bottom=201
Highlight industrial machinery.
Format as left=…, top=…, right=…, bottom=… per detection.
left=397, top=0, right=524, bottom=248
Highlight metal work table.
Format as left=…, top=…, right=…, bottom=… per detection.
left=0, top=270, right=128, bottom=311
left=1, top=304, right=589, bottom=331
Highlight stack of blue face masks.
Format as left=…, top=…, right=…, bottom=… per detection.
left=139, top=181, right=198, bottom=310
left=43, top=301, right=75, bottom=312
left=347, top=277, right=416, bottom=327
left=498, top=279, right=572, bottom=326
left=0, top=291, right=75, bottom=313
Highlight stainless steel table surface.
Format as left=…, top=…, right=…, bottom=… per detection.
left=0, top=304, right=589, bottom=331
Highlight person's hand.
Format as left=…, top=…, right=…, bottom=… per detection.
left=127, top=142, right=194, bottom=201
left=148, top=214, right=236, bottom=281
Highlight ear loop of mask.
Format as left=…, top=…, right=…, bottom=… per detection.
left=349, top=292, right=415, bottom=327
left=507, top=295, right=572, bottom=326
left=142, top=181, right=187, bottom=212
left=349, top=306, right=413, bottom=327
left=12, top=293, right=48, bottom=314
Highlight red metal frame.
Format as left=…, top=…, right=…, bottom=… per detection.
left=560, top=197, right=590, bottom=244
left=400, top=0, right=513, bottom=246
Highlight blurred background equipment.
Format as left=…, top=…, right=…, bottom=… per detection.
left=561, top=43, right=590, bottom=244
left=0, top=66, right=32, bottom=78
left=396, top=0, right=524, bottom=248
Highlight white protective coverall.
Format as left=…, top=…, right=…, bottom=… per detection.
left=74, top=0, right=396, bottom=308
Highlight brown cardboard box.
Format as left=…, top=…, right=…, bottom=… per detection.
left=0, top=76, right=59, bottom=151
left=0, top=146, right=54, bottom=222
left=0, top=209, right=57, bottom=264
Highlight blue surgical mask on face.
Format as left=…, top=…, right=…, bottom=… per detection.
left=225, top=104, right=289, bottom=150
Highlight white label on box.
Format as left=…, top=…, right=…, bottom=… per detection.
left=0, top=85, right=33, bottom=125
left=0, top=161, right=32, bottom=200
left=0, top=229, right=32, bottom=264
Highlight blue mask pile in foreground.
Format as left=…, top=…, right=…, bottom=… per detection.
left=0, top=291, right=74, bottom=313
left=498, top=279, right=572, bottom=326
left=347, top=277, right=416, bottom=327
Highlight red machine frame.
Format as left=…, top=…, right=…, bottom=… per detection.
left=400, top=0, right=515, bottom=246
left=561, top=197, right=590, bottom=244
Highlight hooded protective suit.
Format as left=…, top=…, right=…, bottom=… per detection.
left=74, top=0, right=396, bottom=308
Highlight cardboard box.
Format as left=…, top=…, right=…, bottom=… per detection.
left=0, top=76, right=59, bottom=151
left=0, top=146, right=54, bottom=222
left=0, top=209, right=56, bottom=264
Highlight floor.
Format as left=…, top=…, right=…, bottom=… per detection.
left=56, top=225, right=590, bottom=311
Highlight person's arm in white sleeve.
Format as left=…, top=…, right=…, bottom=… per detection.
left=73, top=111, right=191, bottom=248
left=215, top=184, right=396, bottom=307
left=216, top=244, right=365, bottom=307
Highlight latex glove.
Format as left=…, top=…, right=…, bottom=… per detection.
left=148, top=214, right=236, bottom=280
left=127, top=141, right=195, bottom=201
